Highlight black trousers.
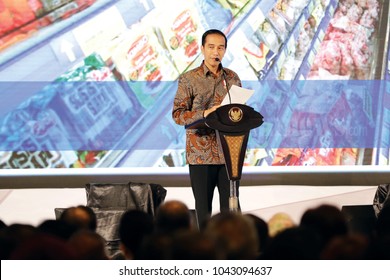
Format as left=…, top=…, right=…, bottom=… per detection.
left=189, top=164, right=240, bottom=229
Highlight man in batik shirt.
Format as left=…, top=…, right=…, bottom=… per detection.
left=172, top=29, right=242, bottom=229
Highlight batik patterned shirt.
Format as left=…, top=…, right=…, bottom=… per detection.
left=172, top=61, right=241, bottom=165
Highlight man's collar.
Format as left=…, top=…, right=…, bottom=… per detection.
left=201, top=61, right=223, bottom=77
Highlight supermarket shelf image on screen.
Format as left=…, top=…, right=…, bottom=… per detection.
left=0, top=0, right=389, bottom=182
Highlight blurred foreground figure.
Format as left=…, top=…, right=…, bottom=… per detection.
left=204, top=212, right=258, bottom=259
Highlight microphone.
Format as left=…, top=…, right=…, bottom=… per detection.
left=220, top=61, right=231, bottom=104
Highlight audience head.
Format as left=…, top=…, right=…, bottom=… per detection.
left=268, top=212, right=295, bottom=237
left=171, top=230, right=219, bottom=260
left=244, top=214, right=270, bottom=255
left=300, top=204, right=348, bottom=248
left=138, top=232, right=173, bottom=260
left=204, top=212, right=259, bottom=259
left=0, top=223, right=37, bottom=259
left=261, top=226, right=322, bottom=260
left=9, top=232, right=77, bottom=260
left=59, top=205, right=97, bottom=232
left=118, top=209, right=154, bottom=260
left=67, top=230, right=109, bottom=260
left=320, top=233, right=370, bottom=260
left=155, top=200, right=191, bottom=233
left=38, top=219, right=75, bottom=240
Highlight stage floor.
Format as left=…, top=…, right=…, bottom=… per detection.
left=0, top=185, right=378, bottom=226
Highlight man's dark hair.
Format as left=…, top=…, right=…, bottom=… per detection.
left=202, top=29, right=227, bottom=48
left=119, top=209, right=154, bottom=259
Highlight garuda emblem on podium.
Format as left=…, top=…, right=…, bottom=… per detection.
left=228, top=107, right=243, bottom=122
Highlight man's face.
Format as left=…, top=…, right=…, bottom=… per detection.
left=201, top=33, right=226, bottom=69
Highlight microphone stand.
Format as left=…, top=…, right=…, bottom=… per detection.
left=216, top=58, right=232, bottom=104
left=217, top=58, right=238, bottom=212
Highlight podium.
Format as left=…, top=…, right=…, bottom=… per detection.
left=186, top=104, right=264, bottom=212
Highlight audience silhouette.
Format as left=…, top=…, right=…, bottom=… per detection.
left=170, top=229, right=219, bottom=260
left=204, top=212, right=259, bottom=260
left=154, top=200, right=192, bottom=234
left=67, top=230, right=110, bottom=260
left=59, top=205, right=97, bottom=232
left=138, top=200, right=195, bottom=259
left=37, top=219, right=75, bottom=240
left=244, top=213, right=270, bottom=257
left=261, top=226, right=322, bottom=260
left=1, top=201, right=389, bottom=260
left=267, top=212, right=295, bottom=237
left=300, top=204, right=348, bottom=251
left=9, top=232, right=77, bottom=260
left=116, top=209, right=154, bottom=260
left=0, top=223, right=37, bottom=259
left=137, top=231, right=173, bottom=260
left=320, top=233, right=370, bottom=260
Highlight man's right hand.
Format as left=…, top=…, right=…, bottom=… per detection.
left=203, top=105, right=220, bottom=117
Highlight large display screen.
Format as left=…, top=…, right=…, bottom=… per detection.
left=0, top=0, right=389, bottom=187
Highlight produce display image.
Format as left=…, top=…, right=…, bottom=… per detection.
left=0, top=0, right=389, bottom=176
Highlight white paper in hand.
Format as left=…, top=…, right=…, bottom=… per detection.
left=221, top=85, right=255, bottom=106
